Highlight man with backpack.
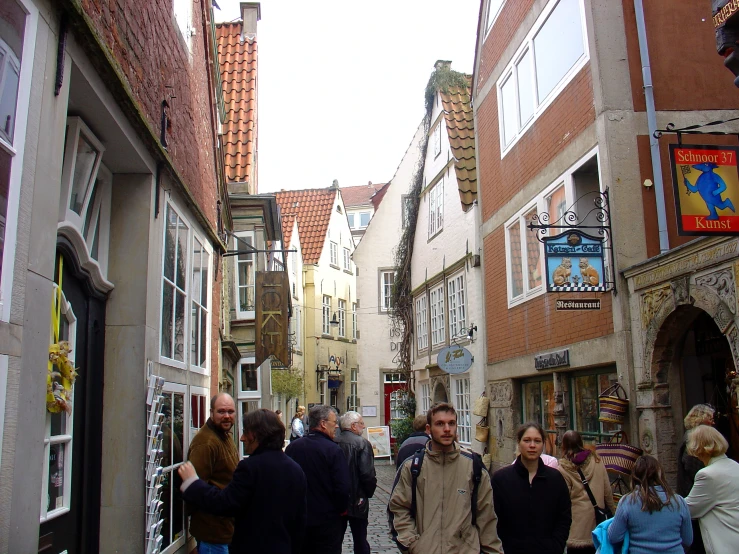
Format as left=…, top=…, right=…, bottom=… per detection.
left=387, top=402, right=502, bottom=554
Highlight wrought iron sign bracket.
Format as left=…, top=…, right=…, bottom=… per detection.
left=654, top=118, right=739, bottom=144
left=527, top=189, right=617, bottom=295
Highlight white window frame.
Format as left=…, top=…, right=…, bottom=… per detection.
left=348, top=368, right=358, bottom=412
left=40, top=286, right=76, bottom=523
left=415, top=295, right=428, bottom=352
left=453, top=377, right=472, bottom=444
left=347, top=212, right=355, bottom=229
left=352, top=302, right=357, bottom=340
left=430, top=283, right=445, bottom=348
left=330, top=241, right=338, bottom=266
left=447, top=272, right=466, bottom=340
left=420, top=382, right=431, bottom=414
left=428, top=178, right=444, bottom=238
left=237, top=357, right=260, bottom=400
left=189, top=235, right=212, bottom=376
left=380, top=270, right=394, bottom=312
left=322, top=295, right=331, bottom=335
left=497, top=0, right=589, bottom=157
left=338, top=299, right=346, bottom=338
left=343, top=247, right=351, bottom=271
left=173, top=0, right=194, bottom=51
left=0, top=0, right=38, bottom=324
left=159, top=382, right=188, bottom=553
left=294, top=305, right=302, bottom=351
left=484, top=0, right=506, bottom=37
left=234, top=231, right=256, bottom=320
left=358, top=211, right=371, bottom=229
left=504, top=146, right=601, bottom=307
left=189, top=385, right=209, bottom=439
left=432, top=122, right=441, bottom=158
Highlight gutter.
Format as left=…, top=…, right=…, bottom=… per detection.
left=634, top=0, right=669, bottom=253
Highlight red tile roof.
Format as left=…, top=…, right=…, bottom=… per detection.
left=216, top=22, right=257, bottom=187
left=274, top=188, right=337, bottom=264
left=340, top=182, right=387, bottom=208
left=439, top=76, right=477, bottom=208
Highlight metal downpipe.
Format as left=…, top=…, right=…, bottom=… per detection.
left=634, top=0, right=669, bottom=253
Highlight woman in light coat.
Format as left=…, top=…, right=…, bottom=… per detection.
left=558, top=430, right=616, bottom=554
left=685, top=425, right=739, bottom=554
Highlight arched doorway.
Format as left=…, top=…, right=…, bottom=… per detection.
left=433, top=381, right=448, bottom=404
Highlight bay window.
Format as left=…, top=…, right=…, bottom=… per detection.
left=234, top=232, right=255, bottom=319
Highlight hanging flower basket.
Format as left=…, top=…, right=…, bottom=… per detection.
left=47, top=340, right=77, bottom=414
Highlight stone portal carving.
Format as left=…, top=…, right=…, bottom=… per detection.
left=695, top=268, right=736, bottom=315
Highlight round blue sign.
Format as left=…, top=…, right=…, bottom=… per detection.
left=437, top=345, right=473, bottom=374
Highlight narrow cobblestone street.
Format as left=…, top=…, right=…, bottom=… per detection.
left=342, top=462, right=398, bottom=554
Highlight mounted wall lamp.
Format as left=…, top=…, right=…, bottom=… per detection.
left=330, top=313, right=339, bottom=327
left=467, top=324, right=478, bottom=341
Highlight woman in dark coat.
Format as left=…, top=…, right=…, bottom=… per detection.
left=491, top=422, right=572, bottom=554
left=178, top=409, right=307, bottom=554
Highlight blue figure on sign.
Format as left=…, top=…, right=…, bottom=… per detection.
left=684, top=162, right=736, bottom=220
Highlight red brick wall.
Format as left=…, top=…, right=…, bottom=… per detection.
left=622, top=0, right=739, bottom=112
left=476, top=0, right=535, bottom=92
left=478, top=67, right=596, bottom=223
left=78, top=0, right=219, bottom=230
left=484, top=227, right=614, bottom=364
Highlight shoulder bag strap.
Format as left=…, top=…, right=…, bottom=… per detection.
left=577, top=467, right=599, bottom=508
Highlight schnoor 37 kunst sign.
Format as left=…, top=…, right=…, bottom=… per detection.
left=669, top=144, right=739, bottom=235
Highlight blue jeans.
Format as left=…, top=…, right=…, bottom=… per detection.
left=197, top=541, right=229, bottom=554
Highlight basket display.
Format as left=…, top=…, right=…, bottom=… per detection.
left=475, top=417, right=490, bottom=442
left=599, top=383, right=629, bottom=424
left=473, top=393, right=489, bottom=417
left=596, top=431, right=643, bottom=475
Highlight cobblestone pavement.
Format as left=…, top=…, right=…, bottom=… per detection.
left=342, top=461, right=398, bottom=554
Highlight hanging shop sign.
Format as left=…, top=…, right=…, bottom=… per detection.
left=669, top=144, right=739, bottom=236
left=437, top=345, right=473, bottom=374
left=543, top=230, right=606, bottom=292
left=255, top=271, right=289, bottom=368
left=534, top=349, right=570, bottom=371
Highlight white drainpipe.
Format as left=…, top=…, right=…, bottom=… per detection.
left=634, top=0, right=669, bottom=253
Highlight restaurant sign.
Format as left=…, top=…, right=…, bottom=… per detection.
left=437, top=345, right=473, bottom=374
left=543, top=230, right=606, bottom=292
left=255, top=271, right=289, bottom=369
left=669, top=144, right=739, bottom=236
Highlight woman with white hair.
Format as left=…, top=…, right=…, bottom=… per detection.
left=685, top=425, right=739, bottom=554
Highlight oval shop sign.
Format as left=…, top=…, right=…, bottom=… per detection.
left=437, top=345, right=473, bottom=374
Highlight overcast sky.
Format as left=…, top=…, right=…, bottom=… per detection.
left=214, top=0, right=481, bottom=193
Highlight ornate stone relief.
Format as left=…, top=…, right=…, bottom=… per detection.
left=670, top=276, right=690, bottom=306
left=640, top=285, right=672, bottom=330
left=695, top=268, right=736, bottom=315
left=488, top=381, right=512, bottom=407
left=641, top=285, right=675, bottom=382
left=726, top=324, right=739, bottom=376
left=691, top=285, right=720, bottom=318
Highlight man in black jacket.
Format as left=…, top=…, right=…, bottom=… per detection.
left=337, top=411, right=377, bottom=554
left=395, top=414, right=430, bottom=469
left=286, top=404, right=350, bottom=554
left=177, top=409, right=307, bottom=554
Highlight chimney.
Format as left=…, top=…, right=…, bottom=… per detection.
left=240, top=2, right=261, bottom=42
left=331, top=179, right=339, bottom=190
left=434, top=60, right=452, bottom=71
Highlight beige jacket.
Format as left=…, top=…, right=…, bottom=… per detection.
left=558, top=453, right=616, bottom=547
left=388, top=442, right=502, bottom=554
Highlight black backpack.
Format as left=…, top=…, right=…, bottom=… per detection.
left=387, top=448, right=485, bottom=552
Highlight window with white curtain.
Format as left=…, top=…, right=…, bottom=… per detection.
left=430, top=284, right=445, bottom=347
left=454, top=377, right=471, bottom=444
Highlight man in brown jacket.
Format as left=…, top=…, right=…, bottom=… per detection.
left=187, top=392, right=240, bottom=554
left=388, top=403, right=502, bottom=554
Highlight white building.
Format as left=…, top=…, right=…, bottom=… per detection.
left=341, top=181, right=387, bottom=245
left=354, top=125, right=425, bottom=429
left=410, top=63, right=486, bottom=452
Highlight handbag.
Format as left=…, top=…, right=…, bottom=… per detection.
left=473, top=392, right=489, bottom=417
left=596, top=431, right=643, bottom=475
left=475, top=417, right=490, bottom=442
left=577, top=467, right=612, bottom=524
left=598, top=383, right=629, bottom=424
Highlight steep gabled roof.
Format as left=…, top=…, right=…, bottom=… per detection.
left=216, top=22, right=257, bottom=185
left=340, top=182, right=387, bottom=208
left=274, top=188, right=337, bottom=264
left=440, top=76, right=477, bottom=208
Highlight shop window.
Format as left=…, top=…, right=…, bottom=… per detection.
left=570, top=371, right=620, bottom=445
left=430, top=283, right=445, bottom=347
left=498, top=0, right=588, bottom=155
left=322, top=295, right=331, bottom=335
left=428, top=178, right=444, bottom=238
left=158, top=385, right=186, bottom=551
left=521, top=378, right=558, bottom=455
left=415, top=295, right=428, bottom=351
left=447, top=273, right=466, bottom=339
left=41, top=286, right=75, bottom=523
left=454, top=377, right=471, bottom=444
left=338, top=299, right=346, bottom=337
left=234, top=232, right=255, bottom=319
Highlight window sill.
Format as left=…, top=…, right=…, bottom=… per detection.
left=321, top=334, right=335, bottom=340
left=427, top=229, right=443, bottom=243
left=337, top=337, right=351, bottom=343
left=507, top=286, right=544, bottom=309
left=330, top=264, right=340, bottom=270
left=343, top=269, right=353, bottom=275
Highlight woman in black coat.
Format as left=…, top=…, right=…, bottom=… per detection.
left=491, top=422, right=572, bottom=554
left=178, top=409, right=307, bottom=554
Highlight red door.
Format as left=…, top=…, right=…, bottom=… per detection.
left=384, top=382, right=407, bottom=445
